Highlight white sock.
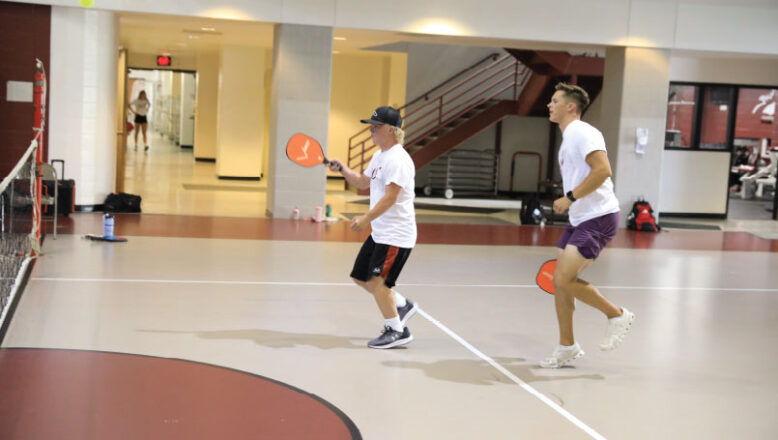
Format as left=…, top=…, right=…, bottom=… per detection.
left=559, top=342, right=578, bottom=351
left=393, top=290, right=407, bottom=308
left=611, top=309, right=626, bottom=321
left=385, top=317, right=403, bottom=332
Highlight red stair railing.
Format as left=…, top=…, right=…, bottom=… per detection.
left=347, top=53, right=530, bottom=177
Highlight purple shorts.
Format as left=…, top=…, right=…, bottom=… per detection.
left=556, top=212, right=620, bottom=260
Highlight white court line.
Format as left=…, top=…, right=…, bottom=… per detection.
left=418, top=308, right=607, bottom=440
left=30, top=277, right=778, bottom=292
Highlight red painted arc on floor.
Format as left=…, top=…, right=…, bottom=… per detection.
left=0, top=348, right=361, bottom=440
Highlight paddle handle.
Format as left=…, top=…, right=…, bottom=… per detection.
left=323, top=157, right=343, bottom=171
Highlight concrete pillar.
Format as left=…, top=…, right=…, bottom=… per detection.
left=266, top=23, right=333, bottom=218
left=48, top=6, right=117, bottom=205
left=599, top=46, right=671, bottom=222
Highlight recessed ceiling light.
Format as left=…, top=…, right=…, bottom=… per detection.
left=332, top=50, right=340, bottom=54
left=201, top=27, right=216, bottom=32
left=334, top=37, right=346, bottom=41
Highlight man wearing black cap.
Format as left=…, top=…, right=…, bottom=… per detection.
left=326, top=106, right=420, bottom=349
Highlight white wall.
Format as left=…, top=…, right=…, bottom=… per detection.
left=498, top=117, right=552, bottom=192
left=404, top=43, right=501, bottom=102
left=48, top=6, right=117, bottom=205
left=415, top=116, right=552, bottom=194
left=216, top=45, right=267, bottom=178
left=674, top=3, right=778, bottom=56
left=659, top=150, right=730, bottom=214
left=26, top=0, right=778, bottom=55
left=179, top=73, right=196, bottom=147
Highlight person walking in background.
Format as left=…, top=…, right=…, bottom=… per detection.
left=129, top=90, right=151, bottom=152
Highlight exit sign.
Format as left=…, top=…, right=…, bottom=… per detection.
left=156, top=55, right=172, bottom=67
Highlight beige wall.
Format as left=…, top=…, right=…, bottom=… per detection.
left=670, top=55, right=778, bottom=86
left=386, top=53, right=407, bottom=109
left=216, top=45, right=267, bottom=178
left=327, top=52, right=407, bottom=175
left=127, top=53, right=197, bottom=71
left=262, top=51, right=273, bottom=179
left=191, top=48, right=404, bottom=179
left=601, top=46, right=672, bottom=219
left=194, top=50, right=218, bottom=159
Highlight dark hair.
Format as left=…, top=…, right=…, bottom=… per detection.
left=555, top=83, right=590, bottom=114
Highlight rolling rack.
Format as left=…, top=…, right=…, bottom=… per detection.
left=422, top=149, right=499, bottom=199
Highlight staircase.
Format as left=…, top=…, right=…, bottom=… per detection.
left=347, top=54, right=530, bottom=175
left=345, top=50, right=605, bottom=192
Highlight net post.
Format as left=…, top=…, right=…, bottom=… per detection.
left=32, top=59, right=46, bottom=256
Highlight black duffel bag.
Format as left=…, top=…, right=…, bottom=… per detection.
left=103, top=192, right=142, bottom=213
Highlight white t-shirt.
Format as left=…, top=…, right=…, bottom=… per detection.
left=132, top=99, right=150, bottom=116
left=558, top=119, right=620, bottom=226
left=363, top=144, right=417, bottom=248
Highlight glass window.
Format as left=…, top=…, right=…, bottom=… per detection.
left=665, top=85, right=697, bottom=148
left=699, top=86, right=735, bottom=150
left=735, top=87, right=777, bottom=141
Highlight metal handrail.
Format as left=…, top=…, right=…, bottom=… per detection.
left=346, top=53, right=506, bottom=147
left=403, top=67, right=528, bottom=147
left=402, top=52, right=501, bottom=109
left=347, top=53, right=530, bottom=173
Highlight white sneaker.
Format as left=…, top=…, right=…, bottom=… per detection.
left=599, top=307, right=635, bottom=351
left=539, top=343, right=584, bottom=369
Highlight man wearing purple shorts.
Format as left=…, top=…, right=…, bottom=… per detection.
left=540, top=83, right=636, bottom=369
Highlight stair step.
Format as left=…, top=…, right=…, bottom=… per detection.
left=420, top=137, right=437, bottom=146
left=446, top=118, right=468, bottom=128
left=475, top=100, right=498, bottom=110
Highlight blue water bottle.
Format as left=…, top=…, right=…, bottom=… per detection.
left=103, top=213, right=114, bottom=238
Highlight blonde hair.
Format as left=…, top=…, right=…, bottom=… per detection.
left=555, top=82, right=590, bottom=114
left=393, top=127, right=405, bottom=145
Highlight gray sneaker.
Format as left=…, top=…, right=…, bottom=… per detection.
left=367, top=326, right=413, bottom=349
left=397, top=300, right=419, bottom=326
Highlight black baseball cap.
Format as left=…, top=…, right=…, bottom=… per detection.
left=360, top=106, right=402, bottom=128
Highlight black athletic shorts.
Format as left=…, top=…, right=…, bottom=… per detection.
left=134, top=115, right=148, bottom=124
left=350, top=235, right=412, bottom=288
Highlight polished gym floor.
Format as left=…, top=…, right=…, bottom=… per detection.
left=1, top=133, right=777, bottom=439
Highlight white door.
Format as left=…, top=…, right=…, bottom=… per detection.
left=179, top=72, right=196, bottom=148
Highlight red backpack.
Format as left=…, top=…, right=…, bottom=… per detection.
left=627, top=200, right=661, bottom=232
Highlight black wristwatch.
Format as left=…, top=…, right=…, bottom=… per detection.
left=566, top=191, right=577, bottom=202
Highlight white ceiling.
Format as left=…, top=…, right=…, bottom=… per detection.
left=118, top=12, right=606, bottom=59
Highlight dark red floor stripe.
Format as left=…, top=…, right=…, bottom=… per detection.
left=0, top=348, right=360, bottom=440
left=42, top=213, right=778, bottom=252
